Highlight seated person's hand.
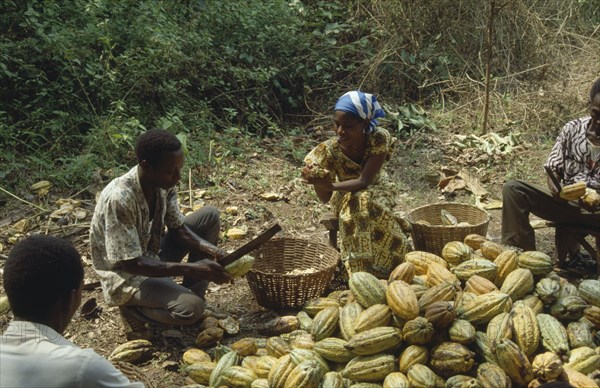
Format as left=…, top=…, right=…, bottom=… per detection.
left=580, top=188, right=600, bottom=213
left=212, top=247, right=228, bottom=260
left=188, top=259, right=232, bottom=284
left=301, top=164, right=332, bottom=184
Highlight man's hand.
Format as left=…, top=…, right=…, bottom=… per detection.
left=186, top=259, right=231, bottom=284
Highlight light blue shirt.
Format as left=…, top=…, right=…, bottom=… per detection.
left=1, top=321, right=144, bottom=388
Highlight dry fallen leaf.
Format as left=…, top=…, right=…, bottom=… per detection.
left=12, top=218, right=29, bottom=233
left=260, top=192, right=281, bottom=201
left=30, top=180, right=52, bottom=196
left=72, top=208, right=87, bottom=220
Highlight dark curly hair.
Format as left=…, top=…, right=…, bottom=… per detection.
left=135, top=128, right=182, bottom=166
left=591, top=77, right=600, bottom=103
left=3, top=235, right=83, bottom=322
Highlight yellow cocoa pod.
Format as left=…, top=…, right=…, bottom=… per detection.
left=579, top=279, right=600, bottom=307
left=562, top=367, right=599, bottom=388
left=339, top=302, right=363, bottom=341
left=464, top=234, right=488, bottom=251
left=386, top=280, right=419, bottom=320
left=182, top=348, right=212, bottom=365
left=510, top=301, right=540, bottom=356
left=267, top=354, right=294, bottom=388
left=344, top=326, right=402, bottom=356
left=582, top=305, right=600, bottom=329
left=185, top=361, right=216, bottom=385
left=536, top=313, right=570, bottom=356
left=224, top=254, right=255, bottom=278
left=567, top=321, right=595, bottom=349
left=209, top=350, right=240, bottom=387
left=341, top=354, right=396, bottom=382
left=486, top=312, right=512, bottom=351
left=404, top=251, right=447, bottom=275
left=430, top=341, right=475, bottom=377
left=349, top=272, right=387, bottom=308
left=532, top=352, right=563, bottom=381
left=480, top=241, right=504, bottom=260
left=493, top=249, right=519, bottom=285
left=494, top=338, right=534, bottom=386
left=314, top=337, right=354, bottom=363
left=195, top=326, right=224, bottom=348
left=399, top=345, right=428, bottom=374
left=559, top=181, right=587, bottom=200
left=448, top=319, right=476, bottom=345
left=535, top=277, right=561, bottom=305
left=311, top=306, right=339, bottom=341
left=452, top=258, right=498, bottom=282
left=442, top=241, right=473, bottom=266
left=321, top=371, right=344, bottom=388
left=522, top=294, right=544, bottom=314
left=266, top=337, right=292, bottom=358
left=465, top=275, right=498, bottom=295
left=458, top=291, right=512, bottom=326
left=388, top=262, right=416, bottom=284
left=407, top=364, right=445, bottom=387
left=108, top=339, right=153, bottom=364
left=427, top=262, right=459, bottom=287
left=477, top=362, right=512, bottom=388
left=517, top=251, right=554, bottom=276
left=217, top=366, right=257, bottom=388
left=231, top=338, right=258, bottom=357
left=284, top=360, right=324, bottom=388
left=564, top=346, right=600, bottom=374
left=383, top=372, right=409, bottom=388
left=302, top=297, right=340, bottom=317
left=354, top=304, right=392, bottom=332
left=258, top=315, right=299, bottom=336
left=402, top=317, right=434, bottom=345
left=418, top=281, right=459, bottom=313
left=500, top=268, right=534, bottom=302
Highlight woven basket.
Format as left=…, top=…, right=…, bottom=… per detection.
left=246, top=238, right=340, bottom=309
left=406, top=202, right=490, bottom=256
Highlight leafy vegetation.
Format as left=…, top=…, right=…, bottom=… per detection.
left=0, top=0, right=598, bottom=191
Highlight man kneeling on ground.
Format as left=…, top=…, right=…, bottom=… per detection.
left=0, top=235, right=144, bottom=387
left=90, top=129, right=231, bottom=340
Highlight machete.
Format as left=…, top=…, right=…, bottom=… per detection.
left=218, top=222, right=282, bottom=267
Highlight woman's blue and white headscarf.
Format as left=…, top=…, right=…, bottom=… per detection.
left=334, top=91, right=385, bottom=134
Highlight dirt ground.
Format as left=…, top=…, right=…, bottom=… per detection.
left=0, top=129, right=591, bottom=387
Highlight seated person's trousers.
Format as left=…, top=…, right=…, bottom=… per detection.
left=501, top=180, right=600, bottom=251
left=123, top=206, right=220, bottom=325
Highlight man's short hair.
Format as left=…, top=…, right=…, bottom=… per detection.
left=3, top=235, right=83, bottom=322
left=135, top=128, right=182, bottom=166
left=590, top=77, right=600, bottom=103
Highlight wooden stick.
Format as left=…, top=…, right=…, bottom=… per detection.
left=188, top=167, right=193, bottom=210
left=0, top=253, right=8, bottom=260
left=0, top=185, right=47, bottom=211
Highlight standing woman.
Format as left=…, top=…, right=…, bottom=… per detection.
left=302, top=91, right=410, bottom=279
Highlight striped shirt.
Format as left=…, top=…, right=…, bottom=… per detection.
left=545, top=116, right=600, bottom=190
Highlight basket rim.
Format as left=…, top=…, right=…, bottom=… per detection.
left=248, top=237, right=340, bottom=277
left=406, top=202, right=490, bottom=228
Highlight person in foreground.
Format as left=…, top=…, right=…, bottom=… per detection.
left=301, top=91, right=410, bottom=279
left=90, top=128, right=231, bottom=340
left=0, top=234, right=144, bottom=388
left=501, top=78, right=600, bottom=257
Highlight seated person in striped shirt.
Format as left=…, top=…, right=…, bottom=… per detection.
left=501, top=78, right=600, bottom=254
